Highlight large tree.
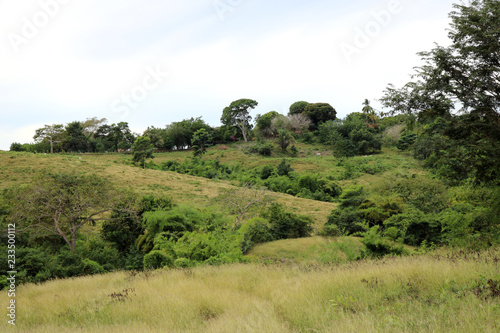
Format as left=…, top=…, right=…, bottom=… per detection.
left=221, top=99, right=258, bottom=142
left=381, top=0, right=499, bottom=122
left=7, top=172, right=132, bottom=253
left=288, top=101, right=309, bottom=115
left=64, top=121, right=88, bottom=152
left=303, top=103, right=337, bottom=130
left=380, top=0, right=500, bottom=184
left=34, top=124, right=64, bottom=154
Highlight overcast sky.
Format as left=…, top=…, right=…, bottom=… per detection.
left=0, top=0, right=459, bottom=150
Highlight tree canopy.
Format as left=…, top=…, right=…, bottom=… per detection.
left=221, top=99, right=258, bottom=142
left=303, top=103, right=337, bottom=130
left=7, top=172, right=132, bottom=253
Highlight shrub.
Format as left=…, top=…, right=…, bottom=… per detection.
left=276, top=159, right=293, bottom=176
left=260, top=165, right=274, bottom=180
left=81, top=259, right=105, bottom=275
left=174, top=258, right=194, bottom=268
left=143, top=250, right=173, bottom=269
left=360, top=226, right=407, bottom=258
left=397, top=132, right=418, bottom=150
left=264, top=204, right=313, bottom=240
left=9, top=142, right=24, bottom=152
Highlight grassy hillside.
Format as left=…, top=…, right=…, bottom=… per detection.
left=2, top=247, right=499, bottom=332
left=2, top=142, right=498, bottom=332
left=0, top=143, right=427, bottom=229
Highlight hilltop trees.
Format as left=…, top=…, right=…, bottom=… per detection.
left=289, top=101, right=309, bottom=115
left=303, top=103, right=337, bottom=130
left=221, top=99, right=258, bottom=142
left=34, top=124, right=64, bottom=154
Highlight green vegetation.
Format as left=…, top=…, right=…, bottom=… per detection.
left=1, top=1, right=499, bottom=330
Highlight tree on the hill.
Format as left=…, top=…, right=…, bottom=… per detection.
left=64, top=121, right=88, bottom=152
left=276, top=129, right=295, bottom=152
left=192, top=128, right=212, bottom=157
left=289, top=101, right=309, bottom=115
left=221, top=99, right=258, bottom=142
left=303, top=103, right=337, bottom=130
left=362, top=99, right=377, bottom=125
left=380, top=0, right=500, bottom=184
left=7, top=172, right=130, bottom=253
left=82, top=117, right=107, bottom=140
left=34, top=124, right=64, bottom=154
left=132, top=136, right=155, bottom=168
left=255, top=111, right=279, bottom=137
left=288, top=114, right=312, bottom=133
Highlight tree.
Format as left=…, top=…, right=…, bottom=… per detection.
left=64, top=121, right=88, bottom=152
left=191, top=128, right=212, bottom=157
left=288, top=114, right=311, bottom=133
left=216, top=185, right=271, bottom=228
left=270, top=115, right=291, bottom=137
left=143, top=126, right=166, bottom=149
left=34, top=124, right=64, bottom=154
left=82, top=117, right=107, bottom=140
left=9, top=143, right=23, bottom=152
left=255, top=111, right=279, bottom=137
left=303, top=103, right=337, bottom=130
left=221, top=99, right=258, bottom=142
left=362, top=99, right=377, bottom=125
left=380, top=0, right=500, bottom=184
left=111, top=122, right=135, bottom=151
left=7, top=172, right=130, bottom=253
left=132, top=136, right=155, bottom=168
left=289, top=101, right=309, bottom=115
left=276, top=129, right=295, bottom=152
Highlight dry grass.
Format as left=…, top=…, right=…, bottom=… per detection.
left=2, top=247, right=499, bottom=332
left=0, top=152, right=334, bottom=227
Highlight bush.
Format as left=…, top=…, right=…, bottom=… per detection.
left=239, top=217, right=274, bottom=253
left=81, top=259, right=105, bottom=275
left=260, top=165, right=274, bottom=180
left=264, top=204, right=313, bottom=240
left=360, top=226, right=407, bottom=258
left=248, top=143, right=273, bottom=156
left=143, top=250, right=173, bottom=269
left=9, top=142, right=24, bottom=152
left=397, top=132, right=418, bottom=150
left=174, top=258, right=194, bottom=268
left=276, top=159, right=293, bottom=176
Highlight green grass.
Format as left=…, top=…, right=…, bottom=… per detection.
left=246, top=236, right=363, bottom=265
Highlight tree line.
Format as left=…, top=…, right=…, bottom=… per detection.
left=10, top=100, right=338, bottom=154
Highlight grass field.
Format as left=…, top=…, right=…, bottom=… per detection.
left=3, top=144, right=496, bottom=332
left=2, top=247, right=499, bottom=332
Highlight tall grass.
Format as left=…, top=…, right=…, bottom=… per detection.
left=3, top=247, right=499, bottom=332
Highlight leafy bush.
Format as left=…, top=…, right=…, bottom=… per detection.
left=143, top=250, right=174, bottom=269
left=248, top=143, right=274, bottom=156
left=396, top=132, right=417, bottom=150
left=360, top=226, right=407, bottom=258
left=81, top=259, right=105, bottom=275
left=260, top=165, right=274, bottom=180
left=263, top=204, right=314, bottom=240
left=276, top=159, right=293, bottom=176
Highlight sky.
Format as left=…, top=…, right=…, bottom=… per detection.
left=0, top=0, right=460, bottom=150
